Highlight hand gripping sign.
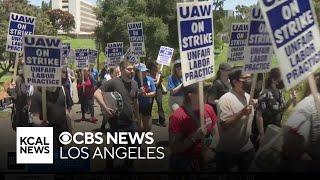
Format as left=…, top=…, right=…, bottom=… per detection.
left=227, top=23, right=249, bottom=64
left=6, top=13, right=36, bottom=53
left=75, top=49, right=89, bottom=70
left=242, top=5, right=273, bottom=74
left=127, top=22, right=146, bottom=57
left=105, top=42, right=123, bottom=68
left=177, top=1, right=215, bottom=87
left=156, top=46, right=174, bottom=67
left=23, top=35, right=62, bottom=87
left=260, top=0, right=320, bottom=90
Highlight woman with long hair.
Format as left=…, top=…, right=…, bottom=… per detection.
left=167, top=59, right=184, bottom=113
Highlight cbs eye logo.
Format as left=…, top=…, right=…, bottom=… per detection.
left=59, top=132, right=72, bottom=145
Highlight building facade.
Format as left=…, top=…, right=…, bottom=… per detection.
left=52, top=0, right=99, bottom=35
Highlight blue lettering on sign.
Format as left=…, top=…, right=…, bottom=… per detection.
left=266, top=0, right=314, bottom=48
left=24, top=47, right=61, bottom=67
left=11, top=14, right=35, bottom=24
left=248, top=21, right=272, bottom=46
left=24, top=37, right=61, bottom=47
left=127, top=23, right=142, bottom=29
left=180, top=18, right=213, bottom=51
left=129, top=29, right=143, bottom=37
left=9, top=22, right=34, bottom=36
left=179, top=4, right=211, bottom=18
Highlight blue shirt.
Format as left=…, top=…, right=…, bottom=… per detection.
left=90, top=68, right=99, bottom=85
left=136, top=76, right=156, bottom=106
left=167, top=75, right=183, bottom=96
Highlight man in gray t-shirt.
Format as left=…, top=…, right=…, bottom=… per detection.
left=216, top=68, right=263, bottom=172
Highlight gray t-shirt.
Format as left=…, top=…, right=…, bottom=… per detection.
left=99, top=77, right=139, bottom=126
left=217, top=91, right=254, bottom=153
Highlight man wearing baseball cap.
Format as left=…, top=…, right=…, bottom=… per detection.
left=216, top=67, right=255, bottom=172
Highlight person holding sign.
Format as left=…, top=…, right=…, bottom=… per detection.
left=167, top=60, right=184, bottom=113
left=134, top=63, right=156, bottom=132
left=11, top=62, right=33, bottom=130
left=281, top=72, right=320, bottom=171
left=77, top=69, right=97, bottom=123
left=216, top=68, right=255, bottom=172
left=30, top=85, right=73, bottom=147
left=256, top=68, right=297, bottom=131
left=169, top=83, right=218, bottom=171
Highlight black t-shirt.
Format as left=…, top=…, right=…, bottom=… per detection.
left=99, top=77, right=139, bottom=125
left=30, top=87, right=72, bottom=127
left=257, top=88, right=285, bottom=127
left=208, top=79, right=231, bottom=100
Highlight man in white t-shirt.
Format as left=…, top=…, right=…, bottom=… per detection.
left=216, top=67, right=262, bottom=172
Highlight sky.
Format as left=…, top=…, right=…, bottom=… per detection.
left=29, top=0, right=257, bottom=10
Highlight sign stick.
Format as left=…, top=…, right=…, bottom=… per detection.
left=249, top=73, right=258, bottom=104
left=199, top=81, right=205, bottom=133
left=156, top=65, right=164, bottom=84
left=13, top=53, right=19, bottom=81
left=308, top=74, right=320, bottom=112
left=41, top=87, right=47, bottom=122
left=188, top=0, right=206, bottom=133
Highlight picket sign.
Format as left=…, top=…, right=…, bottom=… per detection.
left=7, top=13, right=36, bottom=81
left=259, top=0, right=320, bottom=112
left=178, top=0, right=215, bottom=133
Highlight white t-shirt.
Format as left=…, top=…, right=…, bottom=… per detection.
left=216, top=91, right=254, bottom=153
left=285, top=95, right=320, bottom=157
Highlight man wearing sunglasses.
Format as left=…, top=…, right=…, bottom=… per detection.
left=215, top=67, right=257, bottom=172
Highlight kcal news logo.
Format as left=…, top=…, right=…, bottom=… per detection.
left=16, top=127, right=53, bottom=164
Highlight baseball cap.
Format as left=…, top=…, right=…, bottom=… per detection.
left=229, top=67, right=251, bottom=82
left=135, top=63, right=149, bottom=72
left=219, top=63, right=232, bottom=71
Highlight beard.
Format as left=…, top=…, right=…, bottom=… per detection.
left=125, top=72, right=134, bottom=80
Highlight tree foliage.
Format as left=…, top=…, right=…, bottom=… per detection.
left=95, top=0, right=225, bottom=63
left=47, top=9, right=75, bottom=34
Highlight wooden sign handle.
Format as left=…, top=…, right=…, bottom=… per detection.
left=42, top=87, right=47, bottom=122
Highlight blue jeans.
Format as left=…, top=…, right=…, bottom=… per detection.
left=216, top=149, right=255, bottom=172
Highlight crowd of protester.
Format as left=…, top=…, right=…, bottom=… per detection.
left=5, top=57, right=320, bottom=172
